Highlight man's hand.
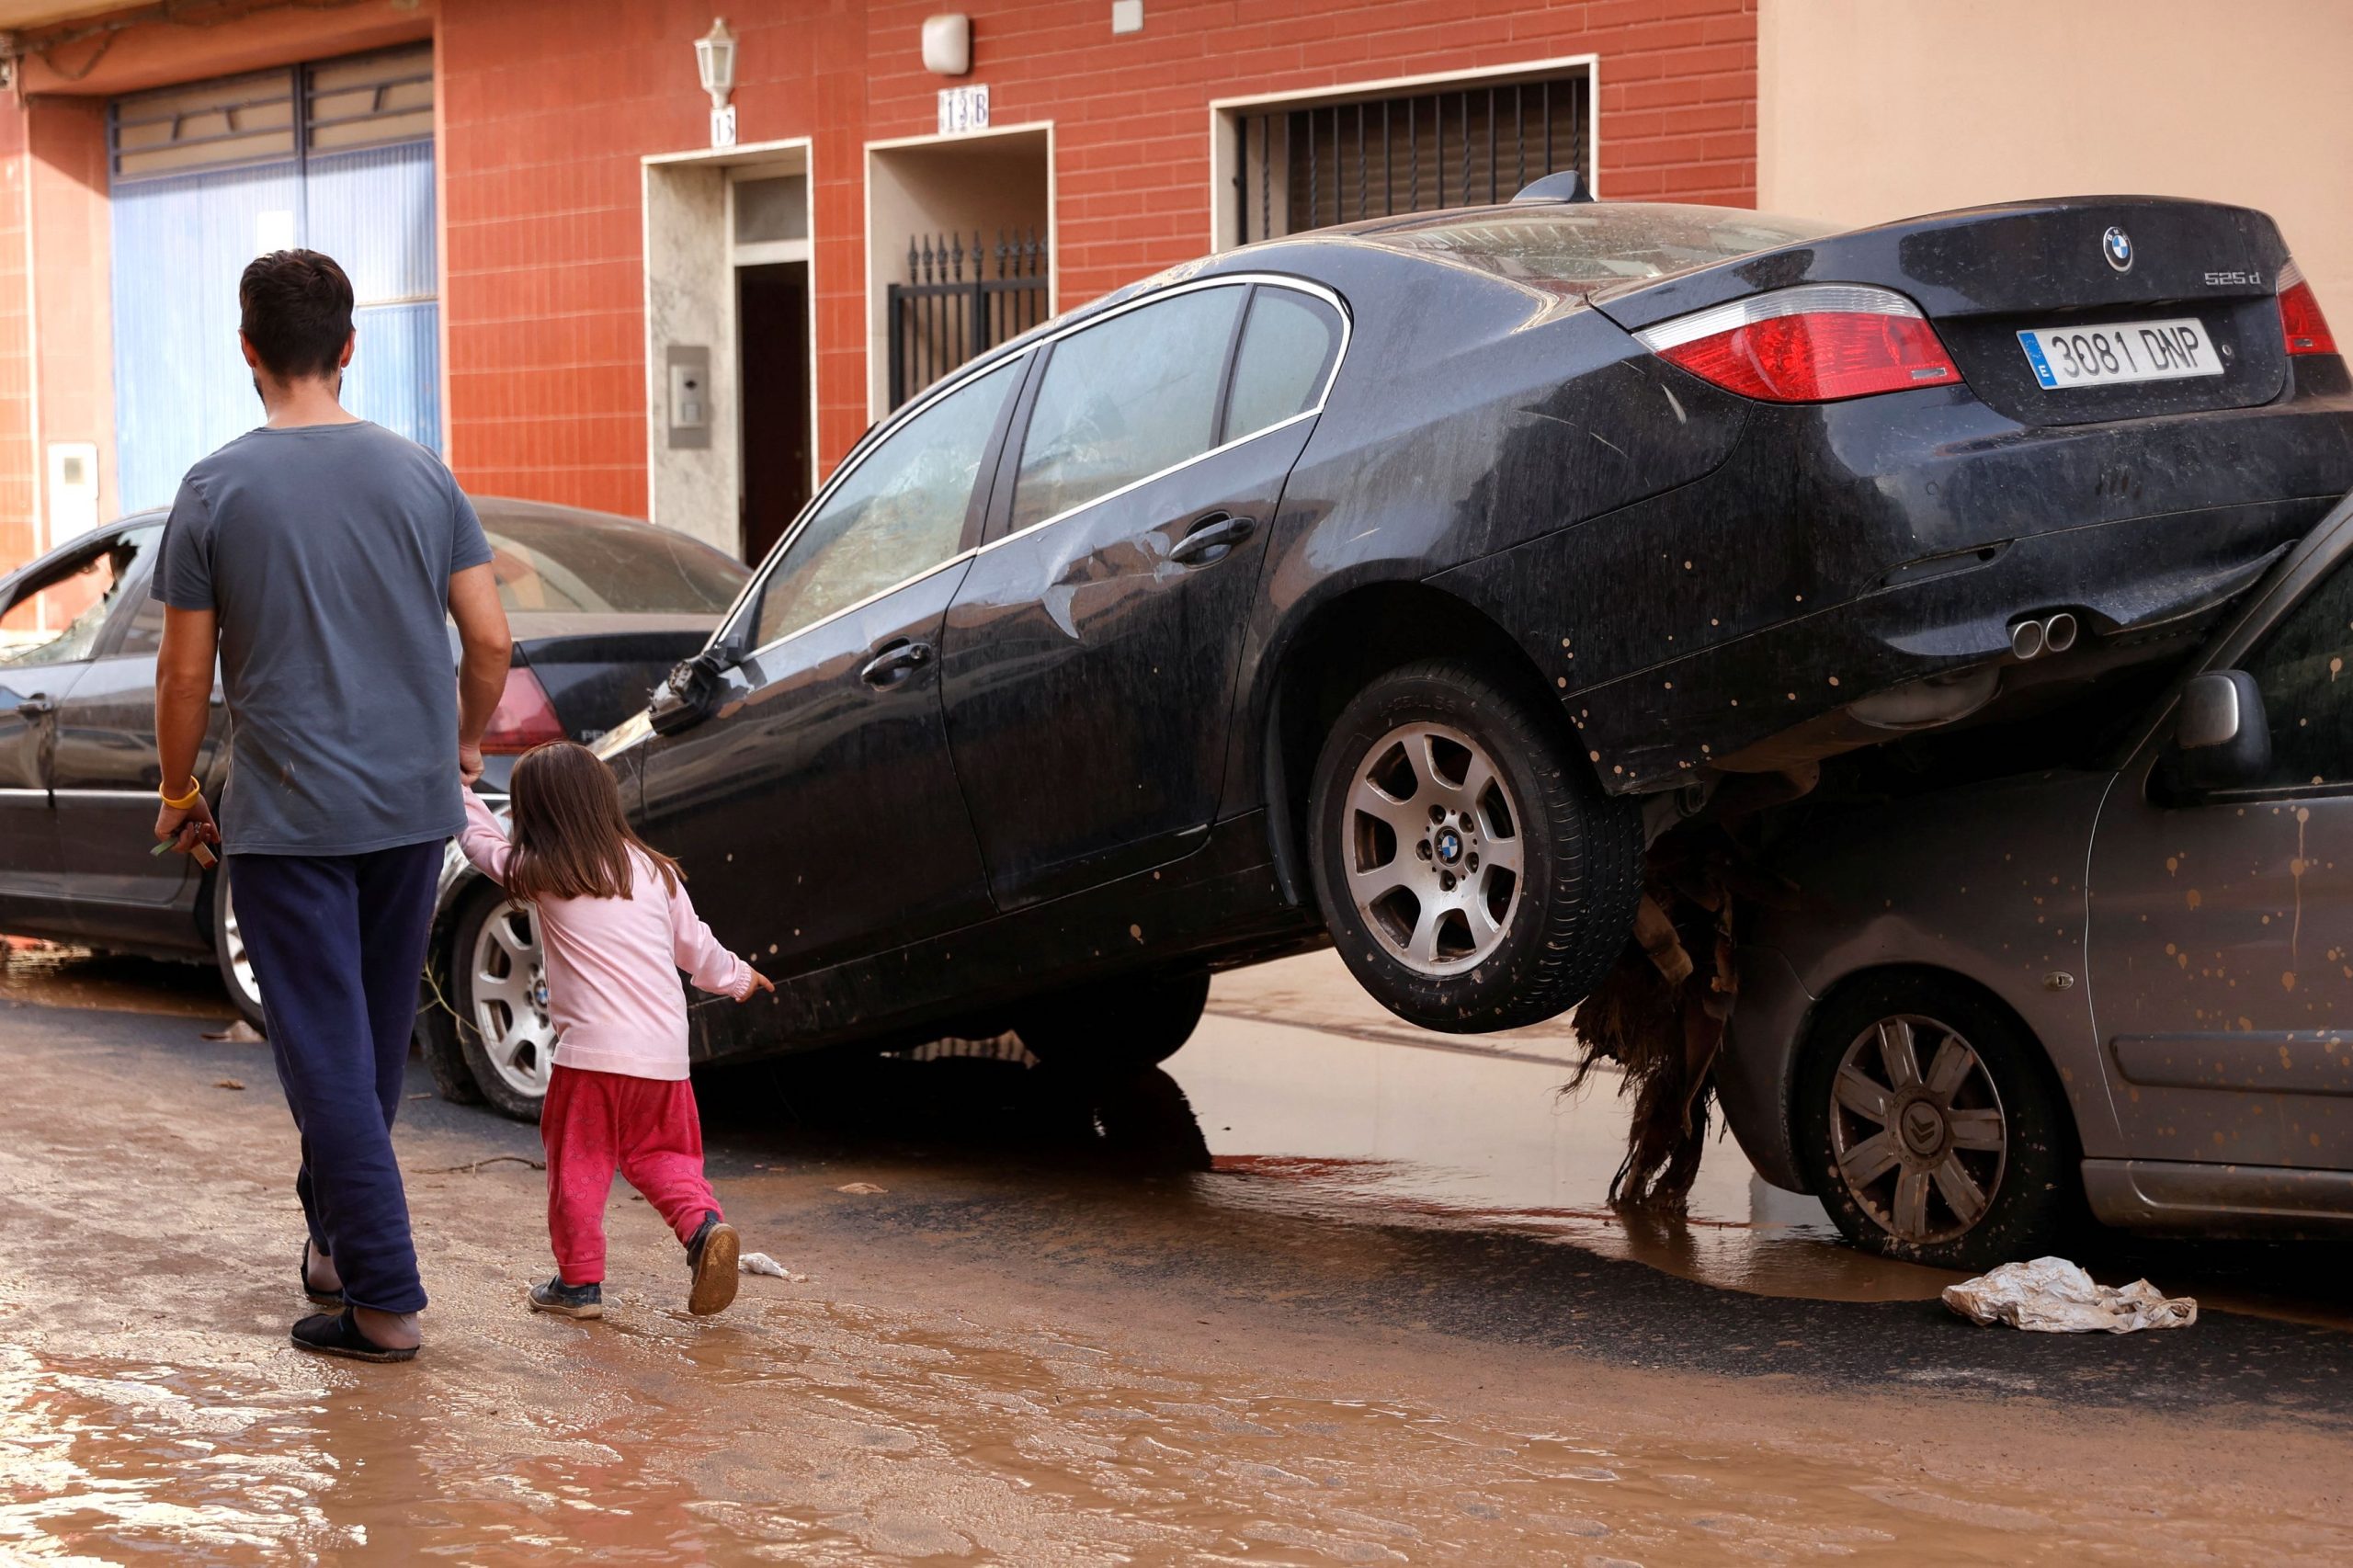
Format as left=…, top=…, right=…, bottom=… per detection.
left=154, top=791, right=220, bottom=855
left=449, top=562, right=510, bottom=781
left=154, top=606, right=219, bottom=845
left=734, top=965, right=776, bottom=1004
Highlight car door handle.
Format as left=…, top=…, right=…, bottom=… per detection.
left=859, top=640, right=934, bottom=687
left=14, top=693, right=55, bottom=718
left=1169, top=513, right=1256, bottom=566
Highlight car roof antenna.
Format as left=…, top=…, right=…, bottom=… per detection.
left=1511, top=170, right=1594, bottom=204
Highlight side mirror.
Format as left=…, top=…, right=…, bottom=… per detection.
left=2167, top=670, right=2272, bottom=792
left=647, top=640, right=739, bottom=737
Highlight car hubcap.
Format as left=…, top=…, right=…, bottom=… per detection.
left=1343, top=722, right=1523, bottom=976
left=1829, top=1014, right=2007, bottom=1244
left=221, top=888, right=260, bottom=1006
left=471, top=901, right=556, bottom=1098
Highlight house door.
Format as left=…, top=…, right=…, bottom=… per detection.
left=736, top=261, right=812, bottom=564
left=108, top=46, right=440, bottom=511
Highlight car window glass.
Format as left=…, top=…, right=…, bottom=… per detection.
left=1011, top=287, right=1245, bottom=532
left=104, top=527, right=169, bottom=656
left=0, top=530, right=156, bottom=668
left=1224, top=290, right=1341, bottom=442
left=754, top=358, right=1018, bottom=650
left=2241, top=555, right=2353, bottom=788
left=474, top=508, right=750, bottom=616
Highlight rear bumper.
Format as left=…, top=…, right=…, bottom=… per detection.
left=1586, top=495, right=2311, bottom=787
left=1431, top=372, right=2353, bottom=792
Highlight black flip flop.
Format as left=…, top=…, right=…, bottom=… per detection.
left=290, top=1309, right=417, bottom=1364
left=301, top=1241, right=344, bottom=1308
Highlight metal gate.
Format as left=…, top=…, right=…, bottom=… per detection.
left=1231, top=68, right=1592, bottom=245
left=108, top=46, right=439, bottom=511
left=885, top=230, right=1049, bottom=411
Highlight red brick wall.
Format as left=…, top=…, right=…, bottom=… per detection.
left=0, top=0, right=1755, bottom=549
left=28, top=99, right=115, bottom=528
left=438, top=0, right=1756, bottom=518
left=0, top=103, right=35, bottom=567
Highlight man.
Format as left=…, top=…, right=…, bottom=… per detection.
left=152, top=249, right=510, bottom=1362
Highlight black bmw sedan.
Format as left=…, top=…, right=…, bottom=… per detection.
left=422, top=185, right=2353, bottom=1118
left=0, top=499, right=747, bottom=1028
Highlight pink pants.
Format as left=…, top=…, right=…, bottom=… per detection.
left=542, top=1065, right=722, bottom=1286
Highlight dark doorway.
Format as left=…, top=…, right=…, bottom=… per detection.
left=736, top=261, right=813, bottom=565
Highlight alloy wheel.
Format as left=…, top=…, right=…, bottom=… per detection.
left=220, top=889, right=260, bottom=1008
left=1341, top=721, right=1524, bottom=975
left=469, top=900, right=556, bottom=1098
left=1828, top=1013, right=2008, bottom=1245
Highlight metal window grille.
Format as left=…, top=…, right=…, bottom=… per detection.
left=109, top=44, right=434, bottom=182
left=885, top=229, right=1050, bottom=411
left=1231, top=69, right=1591, bottom=245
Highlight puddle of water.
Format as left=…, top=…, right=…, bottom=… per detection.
left=1, top=1301, right=2262, bottom=1566
left=11, top=940, right=2337, bottom=1326
left=1177, top=970, right=1961, bottom=1305
left=4, top=947, right=2350, bottom=1562
left=1184, top=957, right=2353, bottom=1329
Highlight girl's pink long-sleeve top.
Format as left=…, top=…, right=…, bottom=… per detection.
left=458, top=790, right=754, bottom=1081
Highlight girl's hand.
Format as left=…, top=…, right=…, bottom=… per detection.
left=735, top=964, right=776, bottom=1003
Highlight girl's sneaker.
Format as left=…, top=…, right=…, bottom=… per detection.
left=529, top=1277, right=604, bottom=1318
left=685, top=1213, right=739, bottom=1316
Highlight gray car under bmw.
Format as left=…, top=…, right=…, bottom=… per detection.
left=1720, top=492, right=2353, bottom=1267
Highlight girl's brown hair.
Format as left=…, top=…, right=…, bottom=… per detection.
left=500, top=741, right=683, bottom=903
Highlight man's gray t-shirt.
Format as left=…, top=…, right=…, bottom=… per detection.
left=154, top=421, right=493, bottom=856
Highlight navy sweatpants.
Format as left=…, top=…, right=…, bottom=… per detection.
left=231, top=840, right=442, bottom=1314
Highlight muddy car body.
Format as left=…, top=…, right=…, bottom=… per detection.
left=1722, top=495, right=2353, bottom=1267
left=420, top=187, right=2353, bottom=1117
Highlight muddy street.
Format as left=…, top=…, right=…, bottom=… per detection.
left=4, top=945, right=2351, bottom=1564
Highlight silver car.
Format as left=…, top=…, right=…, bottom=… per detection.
left=1722, top=494, right=2353, bottom=1267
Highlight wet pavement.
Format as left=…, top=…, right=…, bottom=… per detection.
left=5, top=942, right=2353, bottom=1563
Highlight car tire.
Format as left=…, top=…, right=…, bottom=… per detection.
left=210, top=869, right=267, bottom=1034
left=449, top=884, right=554, bottom=1123
left=1792, top=971, right=2078, bottom=1270
left=1307, top=657, right=1642, bottom=1033
left=415, top=953, right=485, bottom=1108
left=1015, top=971, right=1211, bottom=1074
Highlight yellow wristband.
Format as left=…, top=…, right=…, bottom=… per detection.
left=159, top=777, right=202, bottom=812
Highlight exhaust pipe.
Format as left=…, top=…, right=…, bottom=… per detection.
left=2009, top=611, right=2080, bottom=660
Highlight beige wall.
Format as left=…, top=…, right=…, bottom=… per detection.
left=865, top=127, right=1054, bottom=420
left=1760, top=0, right=2353, bottom=313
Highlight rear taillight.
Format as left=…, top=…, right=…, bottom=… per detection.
left=482, top=665, right=566, bottom=754
left=1633, top=284, right=1961, bottom=403
left=2278, top=259, right=2336, bottom=357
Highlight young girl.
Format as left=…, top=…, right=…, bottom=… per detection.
left=458, top=740, right=774, bottom=1320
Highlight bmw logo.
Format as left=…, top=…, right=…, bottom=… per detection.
left=2102, top=226, right=2133, bottom=273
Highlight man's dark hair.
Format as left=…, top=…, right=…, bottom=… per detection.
left=238, top=249, right=355, bottom=381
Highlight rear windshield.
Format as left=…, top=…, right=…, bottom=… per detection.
left=1358, top=203, right=1839, bottom=296
left=477, top=507, right=750, bottom=616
